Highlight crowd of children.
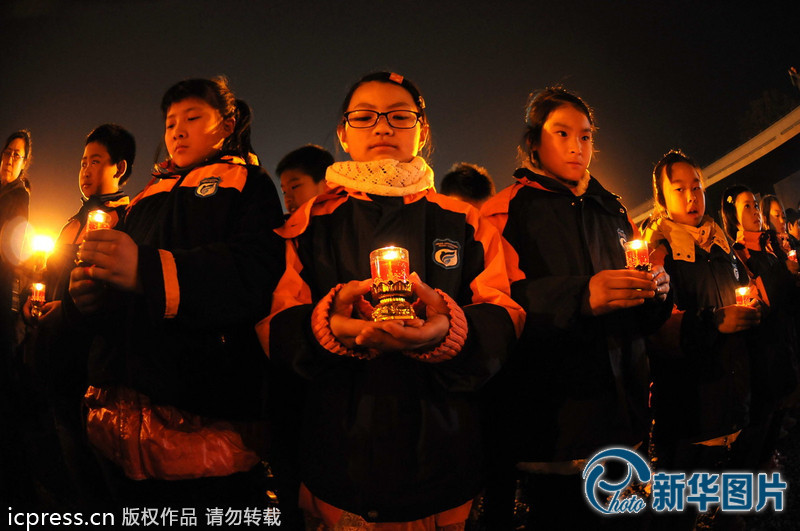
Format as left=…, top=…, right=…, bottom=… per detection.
left=1, top=74, right=799, bottom=530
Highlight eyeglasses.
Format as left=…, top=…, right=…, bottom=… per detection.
left=342, top=110, right=422, bottom=129
left=1, top=150, right=24, bottom=162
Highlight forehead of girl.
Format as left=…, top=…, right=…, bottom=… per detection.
left=165, top=97, right=219, bottom=120
left=663, top=161, right=701, bottom=187
left=348, top=81, right=418, bottom=111
left=545, top=103, right=592, bottom=128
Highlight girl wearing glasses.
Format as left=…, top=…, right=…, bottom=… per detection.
left=259, top=71, right=523, bottom=529
left=0, top=129, right=32, bottom=504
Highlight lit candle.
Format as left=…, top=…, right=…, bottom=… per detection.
left=87, top=209, right=112, bottom=231
left=31, top=282, right=45, bottom=319
left=624, top=240, right=651, bottom=272
left=30, top=234, right=55, bottom=273
left=789, top=250, right=797, bottom=263
left=369, top=246, right=416, bottom=321
left=736, top=286, right=751, bottom=306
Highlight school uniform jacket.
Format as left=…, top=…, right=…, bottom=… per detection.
left=258, top=184, right=523, bottom=523
left=646, top=233, right=750, bottom=443
left=83, top=154, right=285, bottom=422
left=733, top=239, right=798, bottom=421
left=481, top=168, right=671, bottom=463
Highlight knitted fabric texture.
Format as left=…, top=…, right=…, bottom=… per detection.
left=325, top=157, right=434, bottom=196
left=403, top=289, right=467, bottom=363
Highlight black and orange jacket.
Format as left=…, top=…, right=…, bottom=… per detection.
left=644, top=226, right=751, bottom=443
left=733, top=234, right=797, bottom=422
left=85, top=154, right=285, bottom=422
left=481, top=167, right=670, bottom=463
left=257, top=184, right=523, bottom=523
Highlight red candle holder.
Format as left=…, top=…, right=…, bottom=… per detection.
left=87, top=209, right=111, bottom=231
left=624, top=240, right=651, bottom=272
left=735, top=286, right=751, bottom=306
left=30, top=282, right=45, bottom=319
left=789, top=250, right=797, bottom=263
left=370, top=246, right=416, bottom=321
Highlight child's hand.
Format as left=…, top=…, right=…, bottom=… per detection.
left=77, top=229, right=140, bottom=292
left=329, top=279, right=375, bottom=348
left=357, top=274, right=450, bottom=351
left=652, top=265, right=671, bottom=302
left=69, top=266, right=105, bottom=314
left=714, top=303, right=761, bottom=333
left=583, top=269, right=657, bottom=316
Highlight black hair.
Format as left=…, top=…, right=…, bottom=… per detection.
left=786, top=208, right=800, bottom=227
left=651, top=149, right=703, bottom=219
left=3, top=129, right=32, bottom=179
left=440, top=162, right=495, bottom=201
left=521, top=86, right=595, bottom=164
left=338, top=71, right=432, bottom=159
left=720, top=184, right=755, bottom=241
left=86, top=124, right=136, bottom=185
left=160, top=76, right=255, bottom=163
left=276, top=144, right=334, bottom=184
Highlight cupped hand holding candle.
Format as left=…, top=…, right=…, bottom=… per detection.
left=329, top=274, right=450, bottom=352
left=74, top=229, right=140, bottom=292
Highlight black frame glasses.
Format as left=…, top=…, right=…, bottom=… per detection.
left=1, top=150, right=24, bottom=162
left=342, top=110, right=423, bottom=129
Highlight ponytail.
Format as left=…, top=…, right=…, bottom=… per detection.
left=223, top=98, right=255, bottom=161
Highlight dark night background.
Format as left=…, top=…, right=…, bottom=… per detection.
left=1, top=0, right=799, bottom=239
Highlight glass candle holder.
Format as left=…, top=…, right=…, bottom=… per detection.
left=370, top=246, right=416, bottom=321
left=736, top=286, right=751, bottom=306
left=789, top=250, right=797, bottom=263
left=87, top=209, right=111, bottom=231
left=30, top=282, right=45, bottom=319
left=624, top=240, right=651, bottom=272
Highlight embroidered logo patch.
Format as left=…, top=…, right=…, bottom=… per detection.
left=432, top=239, right=460, bottom=269
left=617, top=228, right=628, bottom=250
left=196, top=176, right=221, bottom=197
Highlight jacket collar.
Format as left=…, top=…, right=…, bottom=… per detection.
left=513, top=167, right=625, bottom=215
left=153, top=152, right=249, bottom=178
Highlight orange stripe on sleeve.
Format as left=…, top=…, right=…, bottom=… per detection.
left=426, top=192, right=526, bottom=338
left=159, top=249, right=180, bottom=319
left=255, top=239, right=313, bottom=358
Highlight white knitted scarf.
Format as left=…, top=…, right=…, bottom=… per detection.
left=325, top=157, right=434, bottom=197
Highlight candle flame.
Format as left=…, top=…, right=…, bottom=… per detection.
left=31, top=234, right=55, bottom=255
left=629, top=240, right=644, bottom=250
left=33, top=282, right=45, bottom=291
left=381, top=249, right=400, bottom=261
left=736, top=287, right=750, bottom=296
